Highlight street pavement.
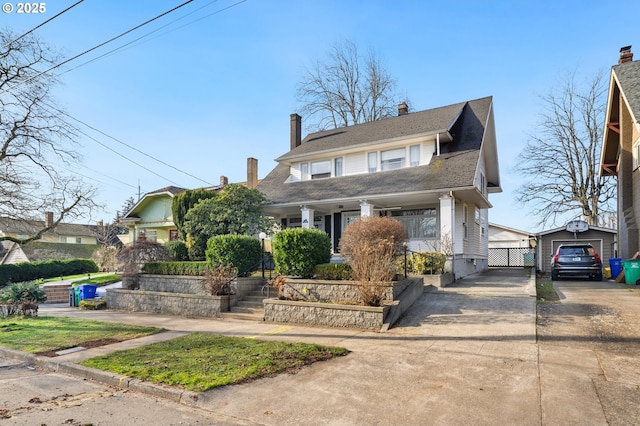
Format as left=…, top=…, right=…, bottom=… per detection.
left=1, top=268, right=639, bottom=425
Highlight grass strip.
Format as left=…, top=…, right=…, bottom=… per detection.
left=0, top=316, right=162, bottom=353
left=72, top=274, right=121, bottom=286
left=536, top=277, right=560, bottom=303
left=81, top=333, right=349, bottom=392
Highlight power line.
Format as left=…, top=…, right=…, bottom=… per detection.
left=42, top=100, right=213, bottom=186
left=1, top=0, right=195, bottom=94
left=1, top=0, right=85, bottom=49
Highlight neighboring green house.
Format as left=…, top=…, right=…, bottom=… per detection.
left=119, top=186, right=186, bottom=244
left=0, top=213, right=100, bottom=264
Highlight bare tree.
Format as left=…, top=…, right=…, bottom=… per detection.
left=0, top=30, right=96, bottom=244
left=297, top=39, right=403, bottom=131
left=515, top=72, right=616, bottom=227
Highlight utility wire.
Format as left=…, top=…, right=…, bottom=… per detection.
left=1, top=0, right=195, bottom=94
left=43, top=100, right=213, bottom=186
left=1, top=0, right=85, bottom=49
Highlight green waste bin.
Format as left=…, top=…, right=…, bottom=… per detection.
left=622, top=260, right=640, bottom=285
left=74, top=287, right=81, bottom=306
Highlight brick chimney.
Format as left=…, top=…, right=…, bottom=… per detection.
left=398, top=102, right=409, bottom=116
left=220, top=175, right=228, bottom=187
left=247, top=157, right=258, bottom=189
left=290, top=113, right=301, bottom=150
left=44, top=211, right=54, bottom=228
left=619, top=45, right=633, bottom=64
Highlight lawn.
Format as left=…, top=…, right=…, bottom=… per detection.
left=71, top=274, right=121, bottom=286
left=81, top=333, right=349, bottom=392
left=536, top=276, right=560, bottom=303
left=0, top=316, right=162, bottom=354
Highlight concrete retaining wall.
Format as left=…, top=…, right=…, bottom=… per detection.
left=106, top=289, right=235, bottom=317
left=107, top=276, right=263, bottom=317
left=280, top=278, right=412, bottom=303
left=264, top=299, right=389, bottom=330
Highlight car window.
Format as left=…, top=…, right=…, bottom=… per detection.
left=559, top=246, right=594, bottom=256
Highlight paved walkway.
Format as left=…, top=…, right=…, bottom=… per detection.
left=4, top=268, right=636, bottom=424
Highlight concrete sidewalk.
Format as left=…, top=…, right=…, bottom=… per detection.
left=9, top=267, right=628, bottom=425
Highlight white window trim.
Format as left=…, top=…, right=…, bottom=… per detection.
left=634, top=138, right=640, bottom=170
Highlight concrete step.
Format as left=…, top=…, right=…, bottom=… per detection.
left=231, top=305, right=264, bottom=314
left=236, top=301, right=264, bottom=309
left=220, top=311, right=264, bottom=322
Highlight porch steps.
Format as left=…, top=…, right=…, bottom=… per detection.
left=221, top=289, right=269, bottom=322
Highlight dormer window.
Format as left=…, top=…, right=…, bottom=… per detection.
left=381, top=148, right=405, bottom=170
left=311, top=160, right=331, bottom=179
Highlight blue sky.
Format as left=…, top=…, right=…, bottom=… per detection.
left=2, top=0, right=639, bottom=232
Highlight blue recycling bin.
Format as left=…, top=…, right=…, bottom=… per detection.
left=609, top=258, right=623, bottom=279
left=79, top=285, right=97, bottom=300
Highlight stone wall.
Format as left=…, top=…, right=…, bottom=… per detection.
left=106, top=289, right=235, bottom=317
left=107, top=276, right=263, bottom=317
left=280, top=278, right=412, bottom=303
left=420, top=273, right=454, bottom=288
left=264, top=299, right=388, bottom=330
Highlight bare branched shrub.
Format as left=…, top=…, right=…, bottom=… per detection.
left=118, top=239, right=170, bottom=289
left=339, top=216, right=407, bottom=306
left=202, top=265, right=237, bottom=296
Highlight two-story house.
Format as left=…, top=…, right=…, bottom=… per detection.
left=257, top=97, right=501, bottom=279
left=600, top=46, right=640, bottom=259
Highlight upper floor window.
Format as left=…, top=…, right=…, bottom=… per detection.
left=311, top=160, right=331, bottom=179
left=634, top=138, right=640, bottom=169
left=368, top=152, right=377, bottom=173
left=300, top=162, right=309, bottom=180
left=410, top=145, right=420, bottom=166
left=381, top=148, right=405, bottom=170
left=334, top=157, right=343, bottom=177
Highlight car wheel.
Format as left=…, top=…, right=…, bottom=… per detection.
left=551, top=271, right=558, bottom=281
left=594, top=273, right=603, bottom=281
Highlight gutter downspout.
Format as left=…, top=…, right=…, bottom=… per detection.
left=436, top=133, right=441, bottom=156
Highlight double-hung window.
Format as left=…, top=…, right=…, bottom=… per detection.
left=409, top=145, right=420, bottom=166
left=334, top=157, right=343, bottom=177
left=381, top=148, right=405, bottom=170
left=311, top=160, right=331, bottom=179
left=368, top=152, right=378, bottom=173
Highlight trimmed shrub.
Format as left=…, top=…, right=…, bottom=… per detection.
left=314, top=263, right=352, bottom=280
left=0, top=259, right=98, bottom=288
left=165, top=240, right=189, bottom=261
left=397, top=251, right=446, bottom=275
left=273, top=228, right=331, bottom=278
left=142, top=261, right=209, bottom=276
left=0, top=281, right=47, bottom=317
left=205, top=235, right=261, bottom=276
left=339, top=216, right=407, bottom=306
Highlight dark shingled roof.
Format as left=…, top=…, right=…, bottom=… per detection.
left=0, top=217, right=98, bottom=238
left=613, top=60, right=640, bottom=120
left=258, top=97, right=492, bottom=205
left=147, top=186, right=187, bottom=196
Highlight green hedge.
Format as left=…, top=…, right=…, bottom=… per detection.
left=273, top=228, right=331, bottom=278
left=165, top=240, right=189, bottom=261
left=314, top=263, right=352, bottom=280
left=142, top=261, right=209, bottom=276
left=205, top=235, right=262, bottom=276
left=0, top=259, right=98, bottom=287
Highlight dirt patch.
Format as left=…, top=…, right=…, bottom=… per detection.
left=35, top=338, right=122, bottom=357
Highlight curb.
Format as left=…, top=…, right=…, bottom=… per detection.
left=0, top=345, right=199, bottom=409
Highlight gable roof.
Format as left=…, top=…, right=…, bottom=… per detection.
left=258, top=97, right=498, bottom=207
left=123, top=186, right=187, bottom=219
left=600, top=58, right=640, bottom=174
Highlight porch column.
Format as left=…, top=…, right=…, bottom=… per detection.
left=301, top=205, right=314, bottom=229
left=439, top=193, right=455, bottom=252
left=360, top=200, right=374, bottom=217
